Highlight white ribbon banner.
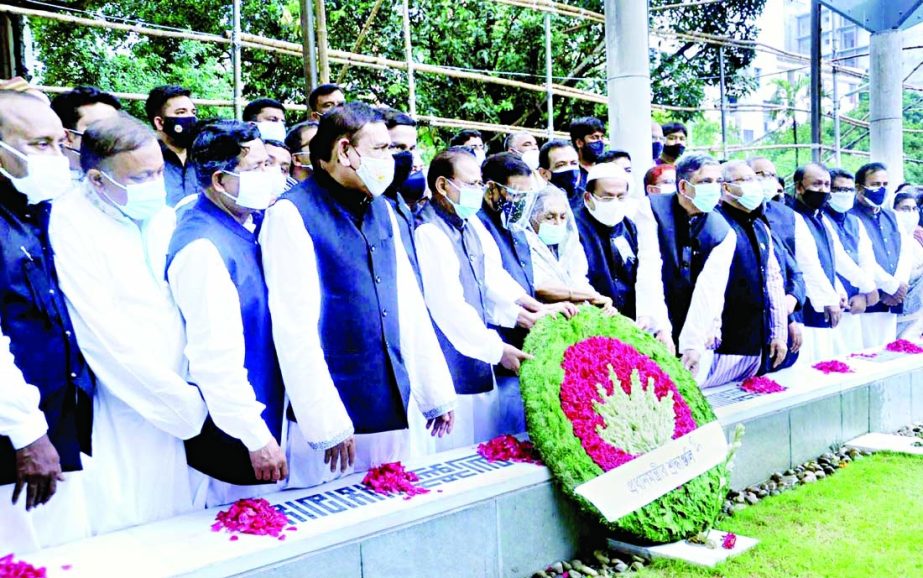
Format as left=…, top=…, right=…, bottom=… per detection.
left=574, top=421, right=728, bottom=522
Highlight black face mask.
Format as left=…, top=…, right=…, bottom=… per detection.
left=550, top=169, right=580, bottom=199
left=391, top=150, right=414, bottom=189
left=162, top=116, right=198, bottom=149
left=400, top=171, right=427, bottom=204
left=662, top=143, right=685, bottom=160
left=801, top=189, right=831, bottom=211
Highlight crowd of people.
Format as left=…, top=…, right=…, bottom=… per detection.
left=1, top=79, right=920, bottom=554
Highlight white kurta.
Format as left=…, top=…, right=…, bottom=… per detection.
left=525, top=228, right=595, bottom=295
left=678, top=229, right=737, bottom=357
left=633, top=197, right=672, bottom=334
left=49, top=187, right=208, bottom=535
left=259, top=197, right=456, bottom=488
left=854, top=212, right=911, bottom=349
left=0, top=319, right=91, bottom=554
left=167, top=236, right=281, bottom=506
left=414, top=217, right=525, bottom=451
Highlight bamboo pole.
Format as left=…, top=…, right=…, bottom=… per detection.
left=314, top=0, right=330, bottom=83
left=402, top=0, right=416, bottom=116
left=336, top=0, right=386, bottom=84
left=231, top=0, right=242, bottom=119
left=300, top=0, right=318, bottom=94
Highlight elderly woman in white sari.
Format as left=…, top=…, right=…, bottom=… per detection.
left=524, top=185, right=615, bottom=312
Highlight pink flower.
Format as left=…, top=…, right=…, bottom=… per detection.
left=0, top=554, right=47, bottom=578
left=885, top=339, right=923, bottom=354
left=213, top=498, right=290, bottom=539
left=740, top=376, right=786, bottom=395
left=477, top=435, right=542, bottom=464
left=722, top=532, right=737, bottom=550
left=812, top=360, right=854, bottom=374
left=362, top=462, right=430, bottom=498
left=558, top=337, right=696, bottom=472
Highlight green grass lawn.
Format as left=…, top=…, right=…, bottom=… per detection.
left=637, top=453, right=923, bottom=578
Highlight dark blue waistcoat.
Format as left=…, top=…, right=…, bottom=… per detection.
left=764, top=199, right=797, bottom=258
left=715, top=204, right=772, bottom=356
left=476, top=206, right=534, bottom=377
left=824, top=207, right=863, bottom=300
left=0, top=186, right=94, bottom=485
left=167, top=196, right=286, bottom=484
left=282, top=172, right=411, bottom=433
left=573, top=204, right=638, bottom=319
left=648, top=194, right=730, bottom=345
left=419, top=204, right=495, bottom=395
left=851, top=204, right=903, bottom=314
left=793, top=199, right=836, bottom=328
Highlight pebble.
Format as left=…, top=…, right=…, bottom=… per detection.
left=613, top=561, right=628, bottom=573
left=631, top=562, right=645, bottom=571
left=570, top=571, right=583, bottom=578
left=815, top=470, right=826, bottom=479
left=593, top=550, right=610, bottom=566
left=550, top=562, right=564, bottom=574
left=745, top=493, right=760, bottom=505
left=802, top=471, right=817, bottom=483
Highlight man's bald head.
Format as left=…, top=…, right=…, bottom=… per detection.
left=0, top=91, right=51, bottom=135
left=0, top=90, right=67, bottom=179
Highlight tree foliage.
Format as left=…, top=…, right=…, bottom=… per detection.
left=27, top=0, right=767, bottom=144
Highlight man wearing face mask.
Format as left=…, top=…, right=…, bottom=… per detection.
left=651, top=121, right=665, bottom=163
left=166, top=121, right=288, bottom=506
left=0, top=90, right=94, bottom=553
left=643, top=164, right=676, bottom=196
left=145, top=85, right=199, bottom=207
left=449, top=129, right=487, bottom=165
left=574, top=163, right=639, bottom=319
left=49, top=113, right=208, bottom=533
left=789, top=163, right=845, bottom=365
left=647, top=154, right=736, bottom=380
left=505, top=131, right=540, bottom=172
left=569, top=117, right=606, bottom=192
left=820, top=168, right=881, bottom=354
left=476, top=152, right=576, bottom=434
left=537, top=139, right=583, bottom=208
left=50, top=86, right=122, bottom=181
left=851, top=162, right=911, bottom=348
left=381, top=108, right=425, bottom=285
left=705, top=161, right=788, bottom=387
left=243, top=98, right=287, bottom=144
left=260, top=103, right=456, bottom=483
left=285, top=120, right=319, bottom=183
left=657, top=122, right=687, bottom=166
left=415, top=149, right=552, bottom=448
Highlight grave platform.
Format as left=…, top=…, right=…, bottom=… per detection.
left=20, top=347, right=923, bottom=577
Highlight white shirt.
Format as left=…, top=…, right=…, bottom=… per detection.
left=415, top=218, right=524, bottom=365
left=260, top=197, right=457, bottom=450
left=677, top=229, right=736, bottom=355
left=470, top=217, right=529, bottom=328
left=0, top=319, right=48, bottom=450
left=853, top=210, right=912, bottom=295
left=167, top=236, right=274, bottom=452
left=820, top=213, right=876, bottom=294
left=793, top=211, right=841, bottom=309
left=632, top=197, right=672, bottom=333
left=48, top=186, right=208, bottom=440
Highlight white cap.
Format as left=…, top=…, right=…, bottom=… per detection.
left=586, top=162, right=631, bottom=192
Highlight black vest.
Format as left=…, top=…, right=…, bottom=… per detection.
left=715, top=204, right=772, bottom=356
left=792, top=199, right=836, bottom=328
left=0, top=185, right=94, bottom=485
left=281, top=171, right=411, bottom=433
left=648, top=194, right=730, bottom=345
left=573, top=204, right=638, bottom=319
left=851, top=204, right=903, bottom=314
left=824, top=207, right=863, bottom=300
left=383, top=190, right=423, bottom=290
left=418, top=203, right=495, bottom=395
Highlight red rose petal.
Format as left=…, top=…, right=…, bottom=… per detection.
left=362, top=462, right=430, bottom=499
left=722, top=532, right=737, bottom=549
left=812, top=360, right=854, bottom=374
left=0, top=554, right=47, bottom=577
left=477, top=435, right=543, bottom=464
left=885, top=339, right=923, bottom=354
left=213, top=498, right=290, bottom=539
left=740, top=376, right=786, bottom=395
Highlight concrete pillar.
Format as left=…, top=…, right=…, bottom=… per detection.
left=869, top=29, right=904, bottom=186
left=604, top=0, right=652, bottom=194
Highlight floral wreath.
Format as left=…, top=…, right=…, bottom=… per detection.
left=520, top=307, right=727, bottom=544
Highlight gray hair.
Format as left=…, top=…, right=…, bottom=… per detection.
left=675, top=153, right=719, bottom=184
left=530, top=184, right=569, bottom=223
left=721, top=160, right=751, bottom=183
left=80, top=111, right=157, bottom=173
left=745, top=156, right=770, bottom=169
left=504, top=131, right=533, bottom=151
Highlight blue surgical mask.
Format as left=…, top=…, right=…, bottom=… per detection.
left=100, top=172, right=167, bottom=221
left=538, top=222, right=567, bottom=246
left=682, top=181, right=720, bottom=213
left=584, top=140, right=605, bottom=162
left=863, top=185, right=887, bottom=207
left=828, top=192, right=855, bottom=213
left=445, top=180, right=484, bottom=221
left=728, top=181, right=764, bottom=212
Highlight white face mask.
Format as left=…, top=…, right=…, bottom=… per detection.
left=0, top=141, right=72, bottom=204
left=222, top=169, right=275, bottom=210
left=761, top=178, right=778, bottom=200
left=896, top=210, right=918, bottom=236
left=519, top=149, right=540, bottom=171
left=587, top=195, right=626, bottom=227
left=354, top=150, right=394, bottom=198
left=473, top=149, right=486, bottom=165
left=255, top=121, right=286, bottom=143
